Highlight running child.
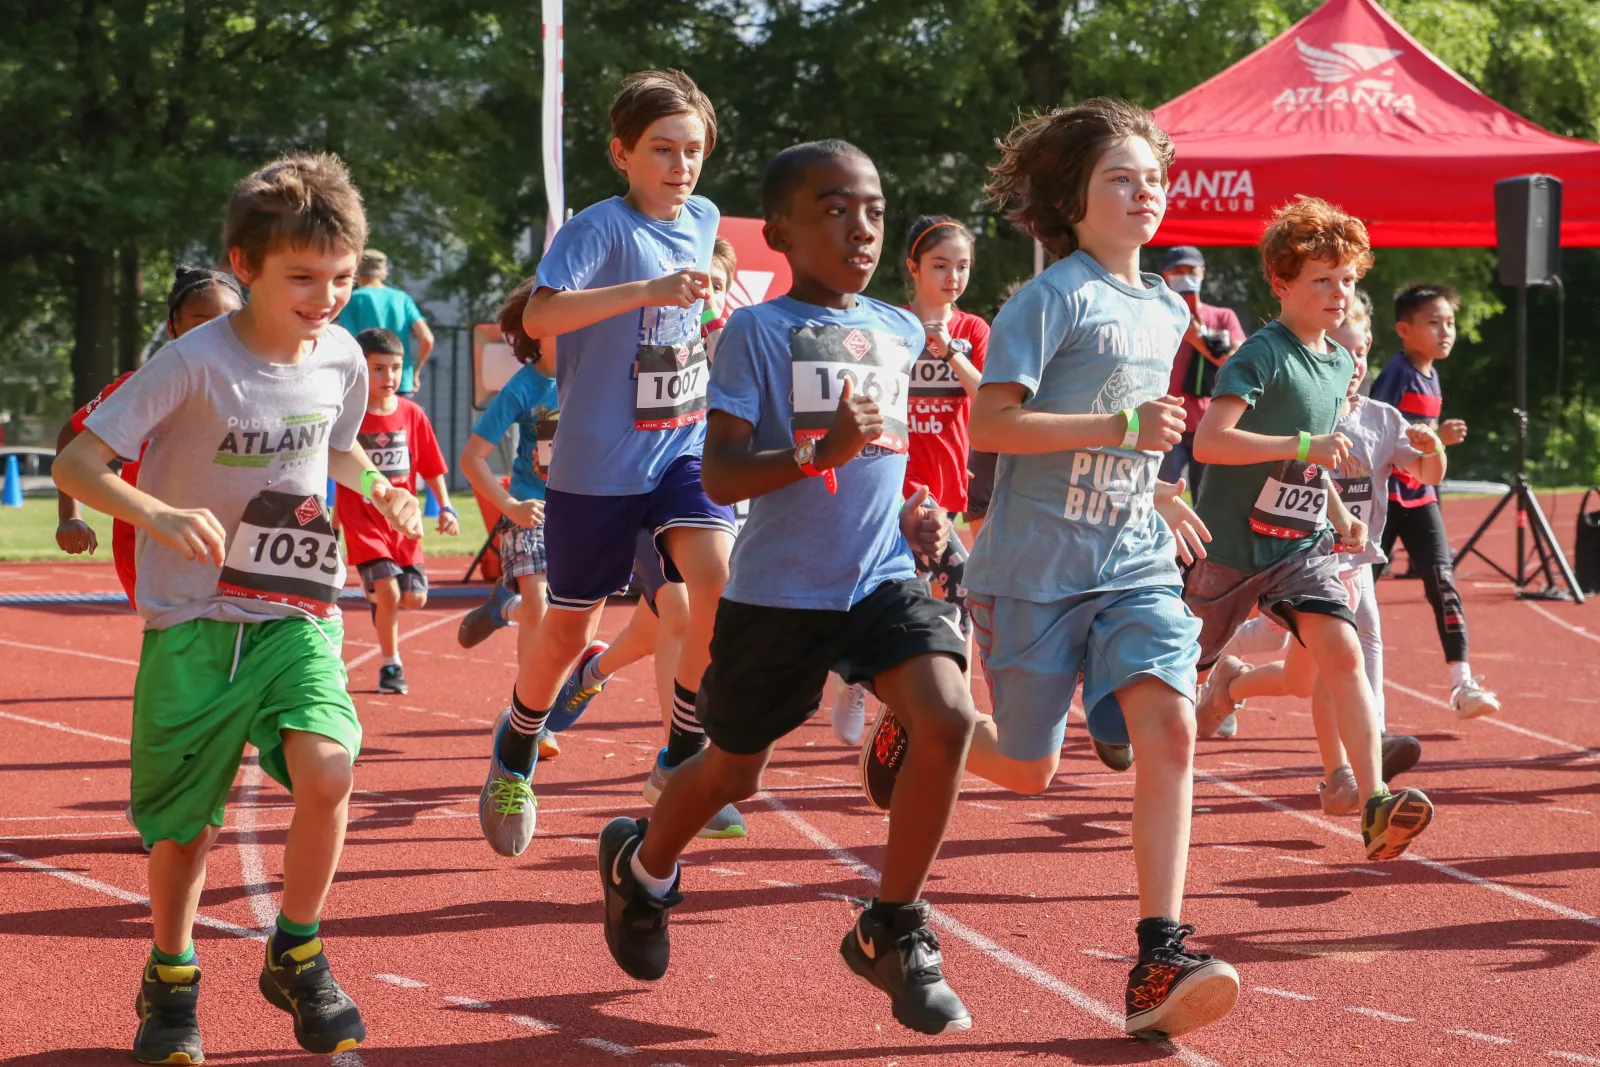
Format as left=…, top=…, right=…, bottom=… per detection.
left=475, top=68, right=741, bottom=858
left=1371, top=283, right=1499, bottom=718
left=704, top=234, right=738, bottom=356
left=833, top=215, right=989, bottom=745
left=596, top=139, right=976, bottom=1035
left=54, top=153, right=421, bottom=1063
left=55, top=266, right=245, bottom=603
left=1187, top=196, right=1434, bottom=860
left=868, top=98, right=1238, bottom=1039
left=336, top=327, right=457, bottom=695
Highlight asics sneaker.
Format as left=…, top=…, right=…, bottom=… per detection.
left=839, top=901, right=971, bottom=1036
left=641, top=748, right=746, bottom=839
left=832, top=681, right=869, bottom=746
left=1450, top=679, right=1501, bottom=720
left=1318, top=764, right=1360, bottom=815
left=134, top=958, right=204, bottom=1064
left=1195, top=656, right=1249, bottom=738
left=598, top=816, right=681, bottom=981
left=479, top=707, right=538, bottom=857
left=545, top=642, right=610, bottom=732
left=258, top=937, right=366, bottom=1055
left=860, top=704, right=907, bottom=811
left=1362, top=787, right=1434, bottom=860
left=458, top=581, right=521, bottom=649
left=377, top=663, right=407, bottom=695
left=1124, top=924, right=1239, bottom=1039
left=1381, top=734, right=1422, bottom=782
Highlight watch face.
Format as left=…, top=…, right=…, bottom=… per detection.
left=796, top=440, right=815, bottom=465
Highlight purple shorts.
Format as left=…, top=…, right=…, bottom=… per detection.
left=543, top=453, right=735, bottom=610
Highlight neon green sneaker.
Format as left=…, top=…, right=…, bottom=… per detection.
left=479, top=708, right=539, bottom=857
left=1362, top=787, right=1433, bottom=860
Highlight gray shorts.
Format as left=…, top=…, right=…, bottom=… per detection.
left=1184, top=530, right=1356, bottom=670
left=357, top=558, right=428, bottom=596
left=499, top=521, right=548, bottom=584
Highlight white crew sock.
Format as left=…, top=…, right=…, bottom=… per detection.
left=630, top=849, right=678, bottom=899
left=382, top=654, right=402, bottom=668
left=1449, top=661, right=1473, bottom=689
left=499, top=592, right=523, bottom=622
left=584, top=653, right=613, bottom=689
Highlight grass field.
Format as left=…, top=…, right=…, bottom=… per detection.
left=0, top=494, right=491, bottom=562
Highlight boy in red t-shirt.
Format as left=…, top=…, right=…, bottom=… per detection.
left=337, top=328, right=458, bottom=693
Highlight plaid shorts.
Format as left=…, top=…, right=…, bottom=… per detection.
left=499, top=520, right=548, bottom=584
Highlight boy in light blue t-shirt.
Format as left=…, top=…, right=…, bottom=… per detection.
left=594, top=140, right=978, bottom=1038
left=865, top=100, right=1240, bottom=1041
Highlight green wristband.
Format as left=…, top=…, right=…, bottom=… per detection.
left=360, top=469, right=385, bottom=500
left=1296, top=431, right=1312, bottom=463
left=1118, top=408, right=1140, bottom=450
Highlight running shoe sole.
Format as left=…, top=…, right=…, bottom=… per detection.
left=1364, top=789, right=1434, bottom=861
left=1092, top=737, right=1133, bottom=772
left=860, top=704, right=906, bottom=812
left=1124, top=958, right=1240, bottom=1039
left=642, top=752, right=747, bottom=838
left=478, top=708, right=538, bottom=857
left=1196, top=657, right=1247, bottom=738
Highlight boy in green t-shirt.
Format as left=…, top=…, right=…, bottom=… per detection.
left=1185, top=196, right=1434, bottom=863
left=55, top=154, right=422, bottom=1064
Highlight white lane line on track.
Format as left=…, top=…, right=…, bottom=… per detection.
left=1448, top=1029, right=1513, bottom=1045
left=1254, top=987, right=1316, bottom=1001
left=1198, top=773, right=1600, bottom=930
left=0, top=638, right=140, bottom=666
left=0, top=709, right=130, bottom=745
left=235, top=759, right=278, bottom=932
left=579, top=1036, right=637, bottom=1055
left=1523, top=601, right=1600, bottom=645
left=346, top=609, right=471, bottom=670
left=443, top=995, right=491, bottom=1009
left=514, top=1015, right=561, bottom=1033
left=1342, top=1006, right=1413, bottom=1023
left=1549, top=1053, right=1600, bottom=1065
left=373, top=973, right=429, bottom=988
left=1384, top=678, right=1599, bottom=757
left=1080, top=948, right=1134, bottom=962
left=759, top=793, right=1226, bottom=1067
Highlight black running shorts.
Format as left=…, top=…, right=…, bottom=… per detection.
left=698, top=578, right=968, bottom=755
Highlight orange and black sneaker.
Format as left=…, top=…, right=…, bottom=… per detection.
left=1124, top=923, right=1239, bottom=1040
left=134, top=958, right=204, bottom=1064
left=258, top=936, right=366, bottom=1055
left=859, top=704, right=907, bottom=811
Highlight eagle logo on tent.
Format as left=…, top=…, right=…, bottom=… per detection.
left=1296, top=39, right=1403, bottom=84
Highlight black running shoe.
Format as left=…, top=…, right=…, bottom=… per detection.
left=598, top=816, right=681, bottom=981
left=1124, top=924, right=1239, bottom=1039
left=258, top=937, right=366, bottom=1055
left=134, top=959, right=204, bottom=1065
left=458, top=582, right=521, bottom=649
left=377, top=664, right=407, bottom=695
left=860, top=704, right=907, bottom=812
left=840, top=901, right=971, bottom=1035
left=1092, top=737, right=1133, bottom=772
left=1380, top=734, right=1422, bottom=782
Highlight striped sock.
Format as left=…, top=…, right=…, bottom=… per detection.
left=664, top=682, right=705, bottom=767
left=498, top=689, right=547, bottom=773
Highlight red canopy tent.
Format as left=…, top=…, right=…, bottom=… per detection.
left=1152, top=0, right=1600, bottom=247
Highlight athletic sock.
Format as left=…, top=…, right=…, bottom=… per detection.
left=498, top=689, right=547, bottom=774
left=1224, top=615, right=1290, bottom=657
left=584, top=652, right=613, bottom=690
left=1135, top=916, right=1181, bottom=959
left=1449, top=661, right=1473, bottom=689
left=629, top=849, right=678, bottom=899
left=151, top=942, right=196, bottom=967
left=664, top=682, right=706, bottom=768
left=270, top=913, right=319, bottom=957
left=499, top=589, right=521, bottom=622
left=867, top=898, right=911, bottom=926
left=382, top=654, right=402, bottom=668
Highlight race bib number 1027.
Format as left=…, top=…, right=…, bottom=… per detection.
left=789, top=325, right=911, bottom=453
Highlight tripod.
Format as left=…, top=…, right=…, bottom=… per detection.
left=1452, top=286, right=1585, bottom=602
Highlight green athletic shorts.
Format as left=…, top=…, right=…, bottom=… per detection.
left=130, top=616, right=361, bottom=847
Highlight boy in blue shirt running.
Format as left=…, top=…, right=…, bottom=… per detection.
left=596, top=140, right=977, bottom=1037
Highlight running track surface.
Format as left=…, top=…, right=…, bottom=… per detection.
left=2, top=493, right=1597, bottom=1066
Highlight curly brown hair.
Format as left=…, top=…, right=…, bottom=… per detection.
left=497, top=277, right=543, bottom=366
left=984, top=98, right=1173, bottom=259
left=1260, top=196, right=1374, bottom=284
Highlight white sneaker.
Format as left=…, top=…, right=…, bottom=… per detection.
left=1214, top=713, right=1238, bottom=738
left=1450, top=678, right=1501, bottom=719
left=832, top=682, right=869, bottom=746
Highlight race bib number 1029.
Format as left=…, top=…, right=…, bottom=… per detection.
left=789, top=325, right=911, bottom=453
left=1249, top=460, right=1328, bottom=539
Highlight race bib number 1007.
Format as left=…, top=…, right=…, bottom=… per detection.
left=218, top=490, right=346, bottom=616
left=789, top=325, right=911, bottom=453
left=635, top=340, right=708, bottom=430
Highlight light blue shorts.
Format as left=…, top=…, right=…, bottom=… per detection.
left=969, top=584, right=1200, bottom=759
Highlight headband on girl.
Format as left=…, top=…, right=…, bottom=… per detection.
left=167, top=267, right=243, bottom=316
left=908, top=221, right=966, bottom=261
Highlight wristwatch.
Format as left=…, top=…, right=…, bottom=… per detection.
left=947, top=337, right=973, bottom=360
left=794, top=439, right=838, bottom=494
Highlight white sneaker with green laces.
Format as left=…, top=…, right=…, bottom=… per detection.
left=479, top=708, right=538, bottom=857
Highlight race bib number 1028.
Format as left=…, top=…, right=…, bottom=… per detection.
left=789, top=325, right=911, bottom=453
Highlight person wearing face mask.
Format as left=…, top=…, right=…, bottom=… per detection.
left=1159, top=247, right=1245, bottom=499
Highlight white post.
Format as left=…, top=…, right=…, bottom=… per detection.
left=541, top=0, right=565, bottom=251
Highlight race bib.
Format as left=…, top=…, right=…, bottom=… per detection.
left=790, top=325, right=911, bottom=453
left=634, top=340, right=708, bottom=430
left=909, top=350, right=964, bottom=398
left=1333, top=470, right=1373, bottom=525
left=534, top=410, right=558, bottom=482
left=358, top=429, right=410, bottom=484
left=218, top=490, right=345, bottom=616
left=1250, top=460, right=1328, bottom=539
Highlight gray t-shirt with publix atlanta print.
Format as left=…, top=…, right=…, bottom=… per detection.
left=85, top=315, right=367, bottom=630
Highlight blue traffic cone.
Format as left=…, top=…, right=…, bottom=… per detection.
left=1, top=455, right=22, bottom=508
left=422, top=486, right=440, bottom=518
left=326, top=477, right=337, bottom=504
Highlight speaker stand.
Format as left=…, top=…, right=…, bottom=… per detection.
left=1451, top=287, right=1584, bottom=602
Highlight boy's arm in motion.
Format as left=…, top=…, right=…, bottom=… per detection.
left=424, top=474, right=459, bottom=535
left=1194, top=395, right=1351, bottom=468
left=701, top=377, right=882, bottom=507
left=329, top=443, right=422, bottom=540
left=54, top=417, right=98, bottom=554
left=969, top=382, right=1185, bottom=456
left=55, top=429, right=226, bottom=565
left=1325, top=473, right=1367, bottom=554
left=460, top=434, right=544, bottom=529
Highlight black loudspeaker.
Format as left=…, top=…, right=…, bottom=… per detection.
left=1495, top=174, right=1562, bottom=288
